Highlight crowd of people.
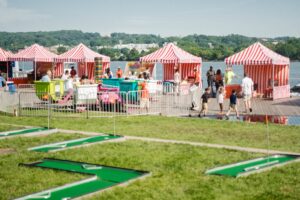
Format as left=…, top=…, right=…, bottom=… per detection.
left=198, top=65, right=254, bottom=119
left=3, top=63, right=255, bottom=118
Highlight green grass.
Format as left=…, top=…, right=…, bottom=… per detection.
left=1, top=115, right=300, bottom=152
left=0, top=133, right=299, bottom=200
left=0, top=124, right=23, bottom=132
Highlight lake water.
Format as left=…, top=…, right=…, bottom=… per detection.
left=110, top=61, right=300, bottom=88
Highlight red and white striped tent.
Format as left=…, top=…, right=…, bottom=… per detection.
left=0, top=48, right=12, bottom=61
left=225, top=42, right=290, bottom=100
left=0, top=48, right=13, bottom=77
left=55, top=43, right=110, bottom=79
left=10, top=44, right=58, bottom=80
left=140, top=43, right=202, bottom=82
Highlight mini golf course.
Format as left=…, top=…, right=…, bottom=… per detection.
left=0, top=127, right=57, bottom=138
left=28, top=135, right=124, bottom=152
left=206, top=154, right=300, bottom=177
left=16, top=158, right=149, bottom=200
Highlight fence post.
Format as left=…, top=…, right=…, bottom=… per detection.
left=126, top=92, right=129, bottom=118
left=47, top=92, right=50, bottom=129
left=18, top=92, right=21, bottom=117
left=86, top=93, right=89, bottom=119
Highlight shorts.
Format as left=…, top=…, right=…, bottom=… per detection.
left=243, top=94, right=252, bottom=101
left=202, top=103, right=208, bottom=110
left=140, top=98, right=150, bottom=108
left=229, top=104, right=237, bottom=110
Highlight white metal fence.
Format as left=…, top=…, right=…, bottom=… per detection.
left=2, top=84, right=192, bottom=118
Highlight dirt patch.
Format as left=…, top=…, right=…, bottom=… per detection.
left=0, top=148, right=15, bottom=155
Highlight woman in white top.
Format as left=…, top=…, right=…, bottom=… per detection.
left=174, top=69, right=180, bottom=94
left=217, top=86, right=224, bottom=114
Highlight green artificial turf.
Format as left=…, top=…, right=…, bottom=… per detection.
left=1, top=134, right=300, bottom=200
left=0, top=127, right=50, bottom=137
left=0, top=124, right=22, bottom=132
left=29, top=135, right=123, bottom=152
left=18, top=158, right=146, bottom=200
left=206, top=155, right=298, bottom=177
left=1, top=115, right=300, bottom=152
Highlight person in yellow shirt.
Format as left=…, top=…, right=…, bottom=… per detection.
left=224, top=66, right=236, bottom=85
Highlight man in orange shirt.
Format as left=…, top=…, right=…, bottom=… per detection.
left=194, top=68, right=200, bottom=86
left=190, top=68, right=201, bottom=110
left=139, top=80, right=149, bottom=113
left=116, top=67, right=123, bottom=78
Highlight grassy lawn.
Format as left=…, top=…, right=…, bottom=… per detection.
left=0, top=115, right=300, bottom=152
left=0, top=133, right=299, bottom=200
left=0, top=124, right=24, bottom=132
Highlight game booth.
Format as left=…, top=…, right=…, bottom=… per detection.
left=139, top=43, right=202, bottom=94
left=53, top=43, right=115, bottom=109
left=224, top=42, right=290, bottom=100
left=0, top=48, right=14, bottom=91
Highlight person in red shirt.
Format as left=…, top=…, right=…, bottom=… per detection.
left=116, top=67, right=123, bottom=78
left=70, top=66, right=77, bottom=78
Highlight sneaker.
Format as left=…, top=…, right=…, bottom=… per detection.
left=198, top=114, right=202, bottom=118
left=225, top=115, right=229, bottom=120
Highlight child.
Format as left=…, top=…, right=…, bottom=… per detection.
left=226, top=89, right=239, bottom=119
left=217, top=86, right=224, bottom=114
left=199, top=87, right=211, bottom=117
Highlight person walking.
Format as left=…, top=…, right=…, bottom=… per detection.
left=190, top=68, right=201, bottom=110
left=199, top=87, right=211, bottom=117
left=225, top=89, right=239, bottom=119
left=241, top=73, right=254, bottom=113
left=217, top=86, right=224, bottom=114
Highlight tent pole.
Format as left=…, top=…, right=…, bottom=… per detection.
left=272, top=64, right=274, bottom=99
left=6, top=61, right=9, bottom=80
left=85, top=61, right=87, bottom=77
left=179, top=63, right=182, bottom=80
left=34, top=61, right=37, bottom=81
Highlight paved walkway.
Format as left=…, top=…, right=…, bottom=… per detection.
left=191, top=96, right=300, bottom=116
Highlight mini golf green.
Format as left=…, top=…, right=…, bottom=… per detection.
left=206, top=154, right=300, bottom=177
left=16, top=158, right=149, bottom=200
left=0, top=127, right=56, bottom=138
left=29, top=135, right=124, bottom=152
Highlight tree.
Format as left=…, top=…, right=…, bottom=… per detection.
left=57, top=46, right=67, bottom=54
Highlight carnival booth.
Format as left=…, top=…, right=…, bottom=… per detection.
left=54, top=43, right=110, bottom=79
left=225, top=42, right=290, bottom=100
left=9, top=44, right=58, bottom=83
left=0, top=48, right=13, bottom=80
left=140, top=43, right=202, bottom=83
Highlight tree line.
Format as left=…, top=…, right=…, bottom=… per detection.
left=0, top=30, right=299, bottom=61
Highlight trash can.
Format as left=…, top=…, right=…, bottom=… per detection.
left=6, top=81, right=16, bottom=93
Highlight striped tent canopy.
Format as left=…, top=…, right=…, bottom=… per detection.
left=55, top=43, right=110, bottom=63
left=0, top=48, right=13, bottom=61
left=140, top=43, right=201, bottom=64
left=10, top=44, right=57, bottom=62
left=225, top=42, right=289, bottom=65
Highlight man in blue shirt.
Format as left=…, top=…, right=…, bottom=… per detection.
left=40, top=70, right=52, bottom=82
left=225, top=89, right=239, bottom=119
left=0, top=72, right=6, bottom=88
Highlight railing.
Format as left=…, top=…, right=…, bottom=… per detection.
left=14, top=86, right=192, bottom=118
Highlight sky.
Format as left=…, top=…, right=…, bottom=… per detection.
left=0, top=0, right=299, bottom=37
